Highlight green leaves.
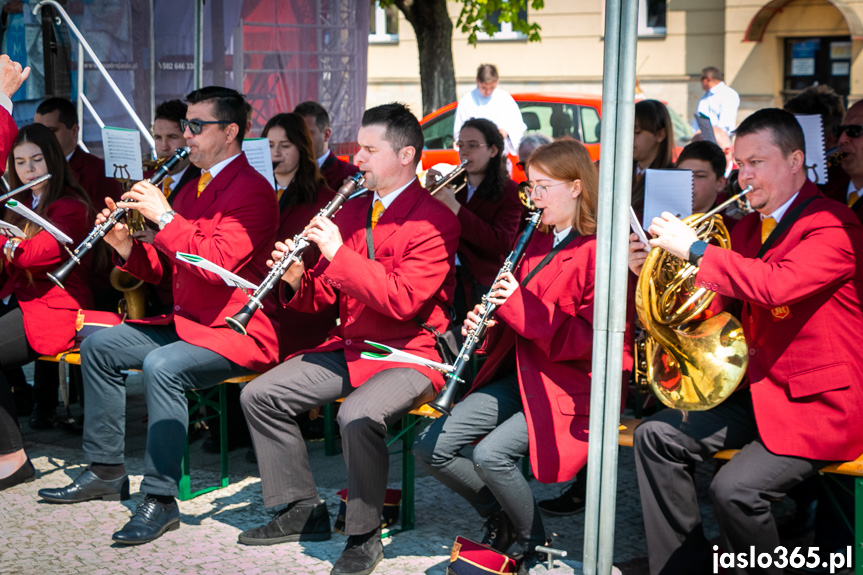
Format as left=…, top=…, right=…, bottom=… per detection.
left=456, top=0, right=543, bottom=45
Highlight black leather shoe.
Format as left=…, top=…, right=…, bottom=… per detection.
left=481, top=509, right=518, bottom=553
left=330, top=529, right=384, bottom=575
left=38, top=469, right=130, bottom=503
left=112, top=496, right=180, bottom=545
left=238, top=501, right=331, bottom=545
left=538, top=481, right=585, bottom=516
left=0, top=459, right=36, bottom=491
left=29, top=408, right=57, bottom=430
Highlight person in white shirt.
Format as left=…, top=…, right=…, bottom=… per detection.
left=453, top=64, right=526, bottom=157
left=691, top=66, right=740, bottom=136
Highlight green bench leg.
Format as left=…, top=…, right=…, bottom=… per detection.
left=179, top=384, right=229, bottom=501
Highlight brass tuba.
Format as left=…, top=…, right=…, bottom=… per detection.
left=634, top=187, right=752, bottom=410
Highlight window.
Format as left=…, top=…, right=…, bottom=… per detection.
left=421, top=109, right=456, bottom=150
left=477, top=3, right=528, bottom=41
left=638, top=0, right=666, bottom=37
left=369, top=1, right=398, bottom=44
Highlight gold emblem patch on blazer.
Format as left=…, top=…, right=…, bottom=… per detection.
left=771, top=306, right=791, bottom=320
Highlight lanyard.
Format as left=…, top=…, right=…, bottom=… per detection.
left=521, top=230, right=579, bottom=287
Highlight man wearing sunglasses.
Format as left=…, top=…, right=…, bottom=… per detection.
left=831, top=100, right=863, bottom=219
left=39, top=86, right=280, bottom=546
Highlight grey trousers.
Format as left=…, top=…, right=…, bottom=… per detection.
left=240, top=350, right=434, bottom=535
left=633, top=391, right=832, bottom=575
left=413, top=374, right=546, bottom=553
left=81, top=322, right=251, bottom=496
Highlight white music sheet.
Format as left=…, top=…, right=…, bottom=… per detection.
left=643, top=169, right=693, bottom=229
left=242, top=138, right=276, bottom=190
left=102, top=126, right=144, bottom=181
left=795, top=114, right=827, bottom=185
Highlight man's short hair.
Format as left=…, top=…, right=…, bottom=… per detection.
left=783, top=85, right=845, bottom=142
left=361, top=103, right=424, bottom=168
left=185, top=86, right=247, bottom=141
left=154, top=99, right=187, bottom=126
left=702, top=66, right=723, bottom=82
left=36, top=97, right=78, bottom=128
left=735, top=108, right=805, bottom=158
left=293, top=101, right=331, bottom=132
left=676, top=140, right=726, bottom=179
left=476, top=64, right=499, bottom=83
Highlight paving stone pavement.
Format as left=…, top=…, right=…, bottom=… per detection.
left=1, top=373, right=746, bottom=575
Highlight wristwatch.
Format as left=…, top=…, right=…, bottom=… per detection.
left=158, top=210, right=176, bottom=231
left=688, top=240, right=708, bottom=267
left=3, top=237, right=19, bottom=259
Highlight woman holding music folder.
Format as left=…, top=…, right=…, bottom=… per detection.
left=426, top=117, right=523, bottom=321
left=414, top=139, right=600, bottom=573
left=0, top=123, right=95, bottom=490
left=262, top=112, right=337, bottom=357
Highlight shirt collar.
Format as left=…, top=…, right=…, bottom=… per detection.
left=168, top=164, right=189, bottom=190
left=553, top=226, right=572, bottom=246
left=316, top=149, right=331, bottom=168
left=762, top=191, right=799, bottom=223
left=373, top=177, right=415, bottom=210
left=202, top=153, right=241, bottom=182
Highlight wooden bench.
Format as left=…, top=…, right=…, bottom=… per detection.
left=36, top=352, right=258, bottom=501
left=619, top=417, right=863, bottom=573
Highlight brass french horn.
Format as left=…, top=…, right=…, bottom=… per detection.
left=634, top=187, right=752, bottom=410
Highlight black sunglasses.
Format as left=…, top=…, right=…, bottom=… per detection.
left=833, top=124, right=863, bottom=138
left=180, top=118, right=231, bottom=135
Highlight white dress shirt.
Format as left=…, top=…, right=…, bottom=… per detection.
left=692, top=81, right=741, bottom=135
left=453, top=88, right=527, bottom=156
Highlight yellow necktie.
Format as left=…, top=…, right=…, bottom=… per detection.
left=276, top=187, right=286, bottom=201
left=197, top=172, right=213, bottom=197
left=370, top=199, right=385, bottom=229
left=761, top=216, right=776, bottom=244
left=849, top=191, right=859, bottom=208
left=162, top=176, right=173, bottom=198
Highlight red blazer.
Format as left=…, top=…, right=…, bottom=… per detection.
left=287, top=178, right=460, bottom=390
left=456, top=179, right=523, bottom=287
left=470, top=232, right=596, bottom=483
left=117, top=154, right=280, bottom=372
left=69, top=147, right=124, bottom=208
left=697, top=180, right=863, bottom=461
left=321, top=152, right=360, bottom=192
left=276, top=182, right=338, bottom=357
left=0, top=106, right=16, bottom=176
left=0, top=192, right=93, bottom=355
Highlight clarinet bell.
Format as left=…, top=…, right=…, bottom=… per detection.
left=47, top=257, right=78, bottom=290
left=428, top=380, right=458, bottom=416
left=225, top=307, right=253, bottom=335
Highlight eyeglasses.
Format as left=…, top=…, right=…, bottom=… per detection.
left=180, top=118, right=231, bottom=135
left=525, top=181, right=571, bottom=200
left=455, top=141, right=487, bottom=152
left=834, top=124, right=863, bottom=138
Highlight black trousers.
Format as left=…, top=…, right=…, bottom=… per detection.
left=634, top=391, right=832, bottom=575
left=0, top=305, right=39, bottom=454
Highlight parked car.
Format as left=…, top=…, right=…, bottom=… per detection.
left=419, top=92, right=692, bottom=181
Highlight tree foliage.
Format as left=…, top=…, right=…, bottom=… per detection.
left=456, top=0, right=544, bottom=45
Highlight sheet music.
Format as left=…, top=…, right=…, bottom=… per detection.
left=695, top=114, right=716, bottom=143
left=175, top=252, right=259, bottom=290
left=242, top=138, right=276, bottom=190
left=795, top=114, right=827, bottom=185
left=102, top=126, right=144, bottom=181
left=629, top=207, right=651, bottom=252
left=4, top=200, right=73, bottom=244
left=643, top=169, right=693, bottom=229
left=0, top=219, right=25, bottom=239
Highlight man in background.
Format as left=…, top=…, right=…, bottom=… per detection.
left=453, top=64, right=526, bottom=157
left=691, top=66, right=740, bottom=136
left=293, top=100, right=359, bottom=191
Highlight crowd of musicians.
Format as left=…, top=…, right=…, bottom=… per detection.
left=0, top=53, right=861, bottom=575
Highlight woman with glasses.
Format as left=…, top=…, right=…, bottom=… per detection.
left=427, top=117, right=523, bottom=321
left=415, top=139, right=601, bottom=573
left=0, top=123, right=96, bottom=490
left=261, top=112, right=337, bottom=356
left=632, top=99, right=675, bottom=222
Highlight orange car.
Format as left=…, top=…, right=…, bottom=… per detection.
left=420, top=92, right=692, bottom=181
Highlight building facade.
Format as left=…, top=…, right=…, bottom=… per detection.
left=367, top=0, right=861, bottom=126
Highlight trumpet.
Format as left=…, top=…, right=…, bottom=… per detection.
left=47, top=146, right=191, bottom=290
left=428, top=160, right=468, bottom=196
left=225, top=172, right=367, bottom=335
left=429, top=207, right=544, bottom=415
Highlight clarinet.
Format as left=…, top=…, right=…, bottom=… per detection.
left=225, top=172, right=366, bottom=335
left=47, top=146, right=191, bottom=290
left=429, top=208, right=544, bottom=415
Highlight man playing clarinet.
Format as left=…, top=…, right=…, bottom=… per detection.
left=239, top=102, right=460, bottom=575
